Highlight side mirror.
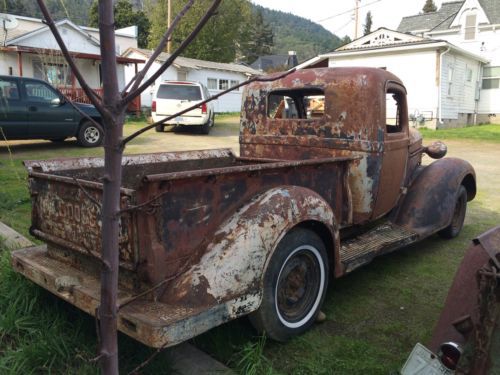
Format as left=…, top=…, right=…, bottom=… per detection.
left=50, top=97, right=62, bottom=106
left=424, top=141, right=447, bottom=159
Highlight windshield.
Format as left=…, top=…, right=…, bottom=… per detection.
left=157, top=84, right=202, bottom=101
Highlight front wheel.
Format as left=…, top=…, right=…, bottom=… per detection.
left=77, top=121, right=104, bottom=147
left=438, top=185, right=467, bottom=239
left=249, top=228, right=329, bottom=342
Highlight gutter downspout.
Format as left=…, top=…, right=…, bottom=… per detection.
left=438, top=47, right=451, bottom=126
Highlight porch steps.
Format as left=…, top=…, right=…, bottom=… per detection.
left=340, top=222, right=419, bottom=273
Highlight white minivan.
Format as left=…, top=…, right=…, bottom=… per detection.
left=152, top=81, right=215, bottom=134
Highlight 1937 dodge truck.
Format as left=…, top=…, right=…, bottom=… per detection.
left=12, top=68, right=476, bottom=347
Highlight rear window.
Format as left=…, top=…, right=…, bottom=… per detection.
left=156, top=84, right=202, bottom=101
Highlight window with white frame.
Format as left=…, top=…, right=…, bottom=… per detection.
left=447, top=66, right=454, bottom=96
left=207, top=78, right=217, bottom=90
left=230, top=80, right=240, bottom=91
left=219, top=79, right=229, bottom=90
left=482, top=66, right=500, bottom=89
left=466, top=66, right=473, bottom=82
left=464, top=13, right=477, bottom=40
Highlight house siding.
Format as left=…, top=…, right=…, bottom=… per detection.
left=15, top=26, right=101, bottom=55
left=124, top=50, right=250, bottom=112
left=328, top=50, right=439, bottom=125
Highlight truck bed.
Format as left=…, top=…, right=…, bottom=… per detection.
left=23, top=148, right=355, bottom=287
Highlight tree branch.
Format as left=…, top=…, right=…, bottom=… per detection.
left=122, top=0, right=195, bottom=95
left=36, top=0, right=107, bottom=115
left=121, top=0, right=222, bottom=107
left=121, top=69, right=296, bottom=146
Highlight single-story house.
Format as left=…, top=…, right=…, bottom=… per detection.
left=122, top=48, right=262, bottom=112
left=297, top=28, right=488, bottom=129
left=0, top=13, right=144, bottom=108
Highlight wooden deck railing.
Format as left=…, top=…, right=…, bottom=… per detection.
left=57, top=87, right=141, bottom=113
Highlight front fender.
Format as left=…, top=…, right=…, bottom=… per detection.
left=161, top=186, right=338, bottom=314
left=394, top=157, right=476, bottom=236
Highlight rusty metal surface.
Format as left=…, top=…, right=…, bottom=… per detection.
left=428, top=227, right=500, bottom=375
left=474, top=226, right=500, bottom=269
left=239, top=67, right=413, bottom=225
left=394, top=157, right=476, bottom=236
left=11, top=245, right=244, bottom=348
left=136, top=159, right=351, bottom=289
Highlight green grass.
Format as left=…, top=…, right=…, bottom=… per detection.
left=1, top=119, right=499, bottom=374
left=419, top=123, right=500, bottom=142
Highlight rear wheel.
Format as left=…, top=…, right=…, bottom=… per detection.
left=77, top=121, right=104, bottom=147
left=438, top=185, right=467, bottom=239
left=249, top=228, right=329, bottom=342
left=199, top=113, right=214, bottom=134
left=155, top=124, right=164, bottom=132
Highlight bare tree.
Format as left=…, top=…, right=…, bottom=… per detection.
left=35, top=1, right=293, bottom=373
left=35, top=0, right=219, bottom=373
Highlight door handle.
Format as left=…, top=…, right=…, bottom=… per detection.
left=29, top=106, right=37, bottom=112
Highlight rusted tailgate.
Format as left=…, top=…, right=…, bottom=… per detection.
left=25, top=162, right=138, bottom=270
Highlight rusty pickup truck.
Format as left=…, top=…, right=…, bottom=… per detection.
left=12, top=68, right=476, bottom=348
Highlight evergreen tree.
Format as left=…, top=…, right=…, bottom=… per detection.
left=422, top=0, right=437, bottom=13
left=0, top=0, right=27, bottom=16
left=363, top=11, right=373, bottom=36
left=240, top=9, right=274, bottom=64
left=89, top=0, right=150, bottom=48
left=148, top=0, right=252, bottom=63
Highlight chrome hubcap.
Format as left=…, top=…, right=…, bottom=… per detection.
left=84, top=127, right=100, bottom=143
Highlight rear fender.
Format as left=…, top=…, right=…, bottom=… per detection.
left=394, top=157, right=476, bottom=236
left=162, top=186, right=338, bottom=317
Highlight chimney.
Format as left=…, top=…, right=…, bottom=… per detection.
left=287, top=51, right=298, bottom=68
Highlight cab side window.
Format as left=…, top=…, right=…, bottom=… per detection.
left=386, top=88, right=404, bottom=134
left=268, top=89, right=325, bottom=120
left=24, top=82, right=59, bottom=103
left=0, top=79, right=20, bottom=100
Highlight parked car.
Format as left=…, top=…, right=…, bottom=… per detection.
left=0, top=75, right=103, bottom=147
left=152, top=80, right=215, bottom=134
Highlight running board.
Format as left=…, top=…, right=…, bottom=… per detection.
left=340, top=223, right=419, bottom=273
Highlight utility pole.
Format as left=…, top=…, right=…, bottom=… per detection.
left=354, top=0, right=360, bottom=39
left=167, top=0, right=172, bottom=53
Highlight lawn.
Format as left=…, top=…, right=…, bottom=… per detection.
left=1, top=119, right=499, bottom=373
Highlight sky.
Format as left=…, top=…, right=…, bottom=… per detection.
left=251, top=0, right=445, bottom=39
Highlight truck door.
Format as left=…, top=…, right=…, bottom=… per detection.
left=0, top=78, right=28, bottom=139
left=372, top=83, right=409, bottom=219
left=23, top=79, right=76, bottom=139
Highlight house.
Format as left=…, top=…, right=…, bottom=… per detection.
left=122, top=48, right=262, bottom=112
left=397, top=0, right=500, bottom=124
left=296, top=28, right=488, bottom=129
left=250, top=51, right=299, bottom=72
left=297, top=0, right=500, bottom=128
left=0, top=13, right=144, bottom=108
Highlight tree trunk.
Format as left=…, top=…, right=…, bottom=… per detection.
left=98, top=1, right=124, bottom=373
left=99, top=112, right=124, bottom=375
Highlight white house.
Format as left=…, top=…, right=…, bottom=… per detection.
left=397, top=0, right=500, bottom=124
left=122, top=48, right=262, bottom=113
left=296, top=28, right=488, bottom=129
left=0, top=13, right=144, bottom=109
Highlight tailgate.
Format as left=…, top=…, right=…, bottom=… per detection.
left=27, top=171, right=138, bottom=270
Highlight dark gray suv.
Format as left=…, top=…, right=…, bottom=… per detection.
left=0, top=75, right=104, bottom=147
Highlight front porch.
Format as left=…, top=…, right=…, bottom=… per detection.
left=0, top=46, right=144, bottom=112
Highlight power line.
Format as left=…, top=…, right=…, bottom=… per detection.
left=317, top=0, right=382, bottom=23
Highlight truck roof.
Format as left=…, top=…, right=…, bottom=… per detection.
left=247, top=67, right=405, bottom=93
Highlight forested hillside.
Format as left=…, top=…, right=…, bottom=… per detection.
left=1, top=0, right=347, bottom=63
left=255, top=5, right=348, bottom=61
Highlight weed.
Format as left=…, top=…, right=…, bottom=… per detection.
left=233, top=335, right=276, bottom=375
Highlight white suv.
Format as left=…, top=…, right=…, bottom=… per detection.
left=152, top=81, right=215, bottom=134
